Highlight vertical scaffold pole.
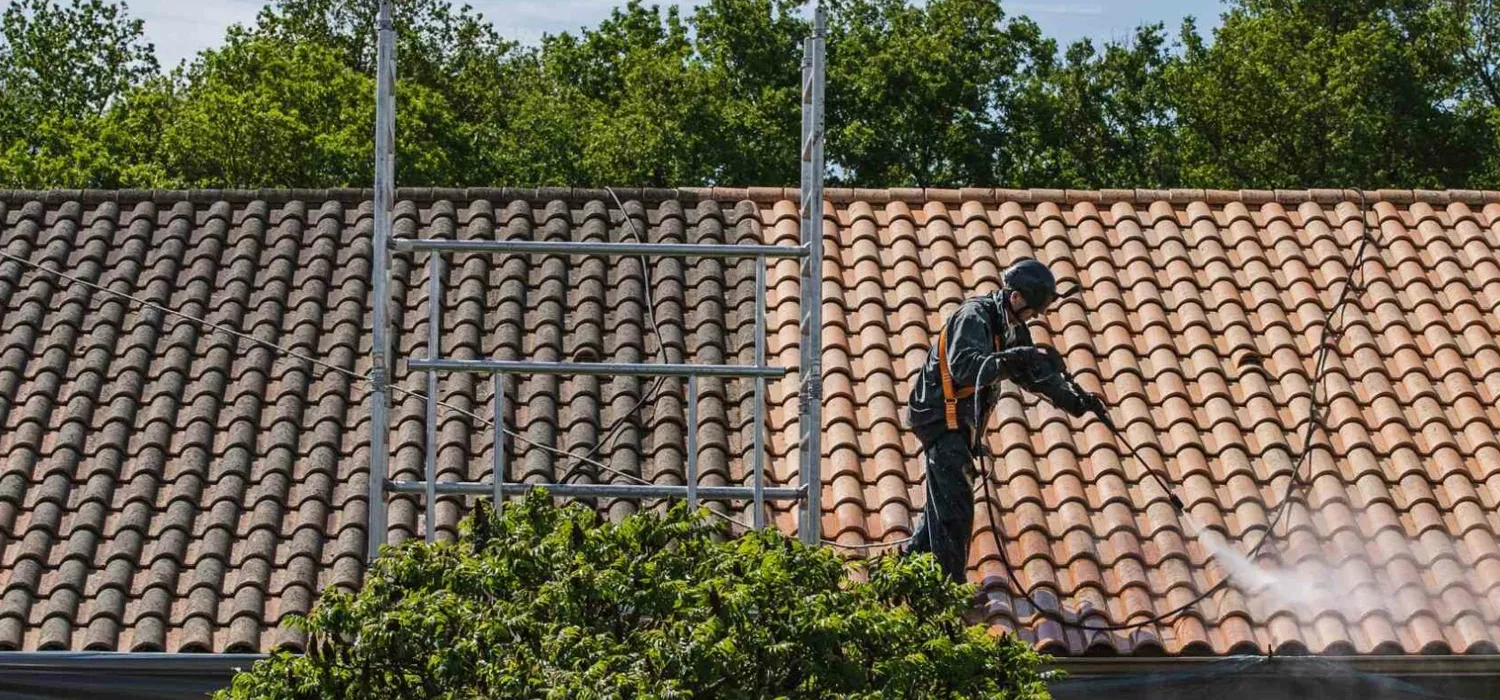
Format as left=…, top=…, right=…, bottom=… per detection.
left=798, top=5, right=827, bottom=546
left=753, top=256, right=766, bottom=529
left=425, top=253, right=441, bottom=543
left=367, top=0, right=396, bottom=561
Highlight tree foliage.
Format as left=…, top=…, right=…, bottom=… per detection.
left=825, top=0, right=1020, bottom=186
left=1168, top=0, right=1487, bottom=188
left=214, top=489, right=1058, bottom=699
left=520, top=2, right=721, bottom=187
left=4, top=0, right=1500, bottom=189
left=1005, top=24, right=1183, bottom=188
left=0, top=0, right=156, bottom=119
left=0, top=0, right=157, bottom=186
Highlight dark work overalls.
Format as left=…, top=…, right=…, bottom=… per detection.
left=902, top=290, right=1090, bottom=581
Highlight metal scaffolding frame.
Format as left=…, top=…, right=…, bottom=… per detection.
left=364, top=2, right=829, bottom=556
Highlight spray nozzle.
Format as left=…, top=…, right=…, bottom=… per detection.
left=1169, top=493, right=1185, bottom=512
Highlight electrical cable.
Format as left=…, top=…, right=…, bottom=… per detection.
left=821, top=535, right=915, bottom=550
left=555, top=187, right=673, bottom=483
left=969, top=191, right=1376, bottom=632
left=556, top=188, right=763, bottom=534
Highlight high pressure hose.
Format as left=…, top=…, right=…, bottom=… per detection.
left=971, top=360, right=1203, bottom=632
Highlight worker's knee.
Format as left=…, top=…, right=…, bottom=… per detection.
left=926, top=483, right=973, bottom=532
left=930, top=430, right=973, bottom=461
left=925, top=439, right=975, bottom=496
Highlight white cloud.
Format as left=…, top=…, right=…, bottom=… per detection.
left=128, top=0, right=263, bottom=69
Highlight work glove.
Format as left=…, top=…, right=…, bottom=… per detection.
left=1033, top=344, right=1066, bottom=376
left=1079, top=390, right=1111, bottom=426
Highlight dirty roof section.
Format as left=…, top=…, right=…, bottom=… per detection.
left=1, top=187, right=1499, bottom=657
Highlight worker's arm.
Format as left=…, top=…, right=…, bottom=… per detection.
left=1018, top=371, right=1090, bottom=415
left=1012, top=362, right=1110, bottom=422
left=943, top=301, right=1057, bottom=388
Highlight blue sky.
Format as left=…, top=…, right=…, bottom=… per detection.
left=131, top=0, right=1229, bottom=70
left=1004, top=0, right=1226, bottom=45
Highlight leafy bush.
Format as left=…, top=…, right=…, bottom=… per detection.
left=216, top=489, right=1058, bottom=699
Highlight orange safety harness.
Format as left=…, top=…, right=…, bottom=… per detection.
left=936, top=321, right=1005, bottom=431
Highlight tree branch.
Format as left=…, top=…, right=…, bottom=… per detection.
left=1462, top=46, right=1500, bottom=109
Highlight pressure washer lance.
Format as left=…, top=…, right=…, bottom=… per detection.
left=1082, top=392, right=1185, bottom=513
left=1049, top=281, right=1186, bottom=514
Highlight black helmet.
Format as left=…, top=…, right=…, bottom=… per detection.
left=1002, top=258, right=1057, bottom=311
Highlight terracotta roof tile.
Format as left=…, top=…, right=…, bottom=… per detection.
left=5, top=188, right=1500, bottom=657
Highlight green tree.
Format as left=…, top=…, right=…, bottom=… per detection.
left=215, top=490, right=1058, bottom=698
left=246, top=0, right=519, bottom=184
left=523, top=1, right=723, bottom=186
left=825, top=0, right=1037, bottom=187
left=693, top=0, right=808, bottom=185
left=0, top=0, right=159, bottom=187
left=0, top=0, right=157, bottom=119
left=479, top=50, right=594, bottom=186
left=1449, top=0, right=1500, bottom=107
left=1168, top=0, right=1488, bottom=188
left=497, top=0, right=809, bottom=187
left=1441, top=0, right=1500, bottom=185
left=93, top=74, right=179, bottom=187
left=14, top=0, right=1500, bottom=191
left=1006, top=25, right=1184, bottom=188
left=150, top=33, right=379, bottom=188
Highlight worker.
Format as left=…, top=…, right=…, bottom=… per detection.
left=902, top=257, right=1108, bottom=582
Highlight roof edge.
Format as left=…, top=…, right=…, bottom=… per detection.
left=5, top=651, right=1496, bottom=675
left=1051, top=653, right=1500, bottom=679
left=2, top=651, right=1496, bottom=681
left=0, top=651, right=270, bottom=670
left=2, top=187, right=1498, bottom=206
